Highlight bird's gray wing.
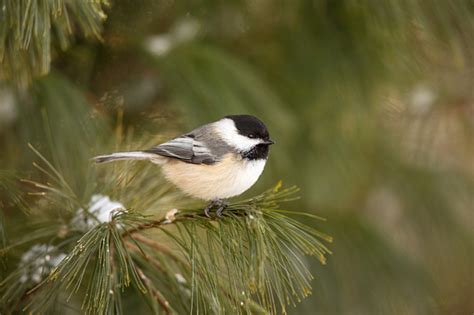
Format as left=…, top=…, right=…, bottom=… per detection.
left=144, top=134, right=217, bottom=165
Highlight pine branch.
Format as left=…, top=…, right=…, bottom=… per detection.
left=0, top=0, right=109, bottom=87
left=0, top=146, right=332, bottom=314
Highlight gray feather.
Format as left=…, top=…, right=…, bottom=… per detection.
left=92, top=151, right=158, bottom=163
left=94, top=122, right=235, bottom=166
left=145, top=123, right=234, bottom=165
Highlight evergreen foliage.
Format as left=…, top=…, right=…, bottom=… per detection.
left=0, top=0, right=108, bottom=87
left=0, top=144, right=330, bottom=314
left=1, top=1, right=473, bottom=314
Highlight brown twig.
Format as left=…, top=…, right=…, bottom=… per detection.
left=121, top=211, right=204, bottom=236
left=123, top=218, right=169, bottom=235
left=136, top=266, right=172, bottom=315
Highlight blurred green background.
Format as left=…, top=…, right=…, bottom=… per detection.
left=1, top=1, right=473, bottom=314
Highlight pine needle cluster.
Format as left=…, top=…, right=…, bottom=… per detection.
left=0, top=143, right=331, bottom=314
left=0, top=0, right=109, bottom=87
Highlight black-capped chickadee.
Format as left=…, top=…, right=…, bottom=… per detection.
left=93, top=115, right=274, bottom=216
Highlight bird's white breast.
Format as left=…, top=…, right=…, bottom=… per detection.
left=161, top=154, right=266, bottom=200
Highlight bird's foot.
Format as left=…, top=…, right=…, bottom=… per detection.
left=204, top=199, right=228, bottom=218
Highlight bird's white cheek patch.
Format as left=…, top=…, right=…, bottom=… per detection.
left=213, top=119, right=260, bottom=151
left=232, top=134, right=261, bottom=152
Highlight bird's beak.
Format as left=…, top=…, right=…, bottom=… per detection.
left=262, top=139, right=275, bottom=145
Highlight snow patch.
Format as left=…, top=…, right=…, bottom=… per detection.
left=19, top=244, right=66, bottom=284
left=71, top=194, right=125, bottom=231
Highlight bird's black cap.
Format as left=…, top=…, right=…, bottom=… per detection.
left=225, top=114, right=270, bottom=140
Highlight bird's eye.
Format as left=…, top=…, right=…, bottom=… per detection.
left=248, top=134, right=255, bottom=138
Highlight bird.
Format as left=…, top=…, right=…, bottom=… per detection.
left=93, top=114, right=275, bottom=217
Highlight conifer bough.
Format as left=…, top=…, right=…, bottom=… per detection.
left=0, top=147, right=332, bottom=314
left=0, top=0, right=109, bottom=87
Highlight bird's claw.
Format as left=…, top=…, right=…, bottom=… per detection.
left=216, top=205, right=225, bottom=217
left=204, top=199, right=227, bottom=218
left=204, top=205, right=212, bottom=218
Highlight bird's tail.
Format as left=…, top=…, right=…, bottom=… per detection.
left=92, top=151, right=160, bottom=164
